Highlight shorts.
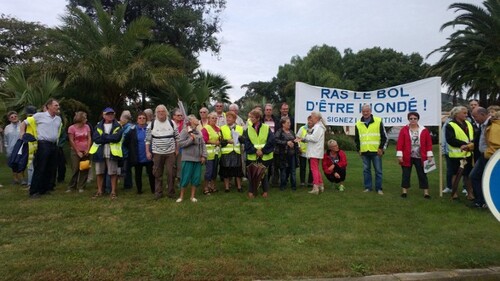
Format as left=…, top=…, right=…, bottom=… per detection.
left=95, top=158, right=119, bottom=175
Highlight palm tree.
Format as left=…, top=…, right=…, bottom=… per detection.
left=0, top=66, right=61, bottom=112
left=49, top=1, right=185, bottom=113
left=193, top=70, right=232, bottom=105
left=428, top=0, right=500, bottom=106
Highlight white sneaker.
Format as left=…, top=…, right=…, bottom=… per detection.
left=363, top=189, right=371, bottom=192
left=462, top=189, right=468, bottom=195
left=175, top=198, right=183, bottom=203
left=190, top=198, right=198, bottom=203
left=442, top=187, right=452, bottom=193
left=0, top=184, right=3, bottom=187
left=65, top=189, right=72, bottom=193
left=319, top=185, right=324, bottom=193
left=78, top=189, right=84, bottom=193
left=308, top=189, right=319, bottom=195
left=377, top=190, right=384, bottom=195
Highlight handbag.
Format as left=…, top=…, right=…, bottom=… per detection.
left=79, top=160, right=91, bottom=171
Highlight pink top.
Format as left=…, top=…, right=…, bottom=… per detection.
left=68, top=124, right=91, bottom=152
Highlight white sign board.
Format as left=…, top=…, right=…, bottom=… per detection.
left=295, top=77, right=441, bottom=126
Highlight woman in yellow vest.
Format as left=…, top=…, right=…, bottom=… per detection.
left=201, top=112, right=221, bottom=194
left=219, top=111, right=244, bottom=192
left=445, top=106, right=474, bottom=200
left=243, top=108, right=275, bottom=198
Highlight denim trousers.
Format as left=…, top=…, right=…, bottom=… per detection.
left=361, top=153, right=383, bottom=191
left=279, top=154, right=297, bottom=190
left=470, top=154, right=486, bottom=205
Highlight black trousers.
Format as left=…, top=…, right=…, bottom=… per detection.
left=401, top=157, right=428, bottom=189
left=31, top=141, right=58, bottom=195
left=299, top=156, right=313, bottom=185
left=134, top=162, right=155, bottom=193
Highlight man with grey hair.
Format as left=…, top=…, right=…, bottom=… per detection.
left=146, top=105, right=179, bottom=199
left=229, top=103, right=246, bottom=129
left=469, top=106, right=490, bottom=208
left=215, top=101, right=227, bottom=127
left=355, top=104, right=388, bottom=195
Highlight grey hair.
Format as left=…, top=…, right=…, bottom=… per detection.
left=229, top=103, right=239, bottom=110
left=120, top=110, right=132, bottom=121
left=449, top=106, right=467, bottom=118
left=155, top=104, right=169, bottom=116
left=310, top=111, right=326, bottom=127
left=327, top=139, right=338, bottom=146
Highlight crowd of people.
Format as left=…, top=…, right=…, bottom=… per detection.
left=1, top=98, right=499, bottom=207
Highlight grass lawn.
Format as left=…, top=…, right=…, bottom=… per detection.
left=1, top=145, right=499, bottom=281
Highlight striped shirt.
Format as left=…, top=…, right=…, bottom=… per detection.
left=146, top=119, right=178, bottom=154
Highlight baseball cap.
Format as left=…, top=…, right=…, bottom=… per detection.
left=25, top=106, right=37, bottom=115
left=103, top=107, right=115, bottom=114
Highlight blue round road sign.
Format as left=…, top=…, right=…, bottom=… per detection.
left=483, top=150, right=500, bottom=222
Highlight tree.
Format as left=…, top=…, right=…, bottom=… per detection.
left=428, top=0, right=500, bottom=106
left=0, top=15, right=50, bottom=76
left=67, top=0, right=226, bottom=72
left=0, top=66, right=61, bottom=112
left=49, top=1, right=185, bottom=114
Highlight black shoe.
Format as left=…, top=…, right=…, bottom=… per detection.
left=137, top=190, right=143, bottom=194
left=225, top=189, right=230, bottom=193
left=424, top=194, right=431, bottom=199
left=401, top=193, right=407, bottom=198
left=30, top=193, right=41, bottom=199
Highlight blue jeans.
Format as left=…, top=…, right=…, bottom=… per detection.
left=362, top=152, right=383, bottom=191
left=470, top=154, right=486, bottom=205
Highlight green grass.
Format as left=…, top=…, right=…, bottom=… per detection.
left=1, top=145, right=499, bottom=280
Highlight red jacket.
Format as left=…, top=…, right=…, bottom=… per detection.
left=396, top=125, right=433, bottom=167
left=322, top=150, right=348, bottom=174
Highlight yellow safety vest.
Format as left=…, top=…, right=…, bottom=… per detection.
left=204, top=125, right=220, bottom=160
left=220, top=124, right=243, bottom=154
left=89, top=126, right=123, bottom=158
left=26, top=116, right=38, bottom=165
left=298, top=126, right=308, bottom=154
left=247, top=123, right=273, bottom=161
left=448, top=121, right=474, bottom=158
left=356, top=116, right=382, bottom=153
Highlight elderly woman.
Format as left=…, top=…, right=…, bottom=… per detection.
left=322, top=139, right=348, bottom=191
left=445, top=106, right=474, bottom=200
left=275, top=116, right=299, bottom=191
left=119, top=110, right=134, bottom=190
left=296, top=116, right=313, bottom=187
left=127, top=112, right=155, bottom=194
left=177, top=115, right=207, bottom=203
left=201, top=112, right=221, bottom=194
left=396, top=112, right=433, bottom=198
left=299, top=111, right=326, bottom=194
left=4, top=111, right=25, bottom=185
left=243, top=108, right=275, bottom=198
left=219, top=111, right=244, bottom=192
left=67, top=111, right=92, bottom=192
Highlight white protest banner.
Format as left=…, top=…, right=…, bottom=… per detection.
left=295, top=77, right=441, bottom=126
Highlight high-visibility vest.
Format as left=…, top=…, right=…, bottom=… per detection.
left=26, top=116, right=38, bottom=165
left=448, top=121, right=474, bottom=158
left=220, top=124, right=243, bottom=154
left=247, top=123, right=273, bottom=161
left=204, top=125, right=220, bottom=160
left=356, top=117, right=382, bottom=152
left=89, top=126, right=123, bottom=158
left=298, top=126, right=308, bottom=154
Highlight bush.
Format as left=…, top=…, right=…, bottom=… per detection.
left=325, top=132, right=357, bottom=151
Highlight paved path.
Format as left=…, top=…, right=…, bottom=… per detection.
left=258, top=266, right=500, bottom=281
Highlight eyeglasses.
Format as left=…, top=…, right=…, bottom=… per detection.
left=408, top=117, right=418, bottom=120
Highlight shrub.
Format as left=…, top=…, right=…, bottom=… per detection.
left=324, top=132, right=357, bottom=151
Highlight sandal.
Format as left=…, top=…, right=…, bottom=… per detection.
left=110, top=193, right=117, bottom=200
left=92, top=192, right=102, bottom=199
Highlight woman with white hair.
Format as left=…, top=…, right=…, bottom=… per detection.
left=322, top=139, right=348, bottom=191
left=298, top=111, right=326, bottom=194
left=119, top=110, right=134, bottom=190
left=445, top=106, right=474, bottom=200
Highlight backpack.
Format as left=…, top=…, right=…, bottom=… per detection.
left=150, top=118, right=176, bottom=139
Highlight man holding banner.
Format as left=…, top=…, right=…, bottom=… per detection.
left=355, top=104, right=388, bottom=195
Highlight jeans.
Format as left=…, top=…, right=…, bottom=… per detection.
left=279, top=154, right=297, bottom=190
left=361, top=152, right=383, bottom=191
left=470, top=154, right=486, bottom=205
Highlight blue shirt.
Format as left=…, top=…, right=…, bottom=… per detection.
left=26, top=112, right=62, bottom=142
left=136, top=125, right=149, bottom=163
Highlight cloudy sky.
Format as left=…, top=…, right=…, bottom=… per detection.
left=1, top=0, right=482, bottom=101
